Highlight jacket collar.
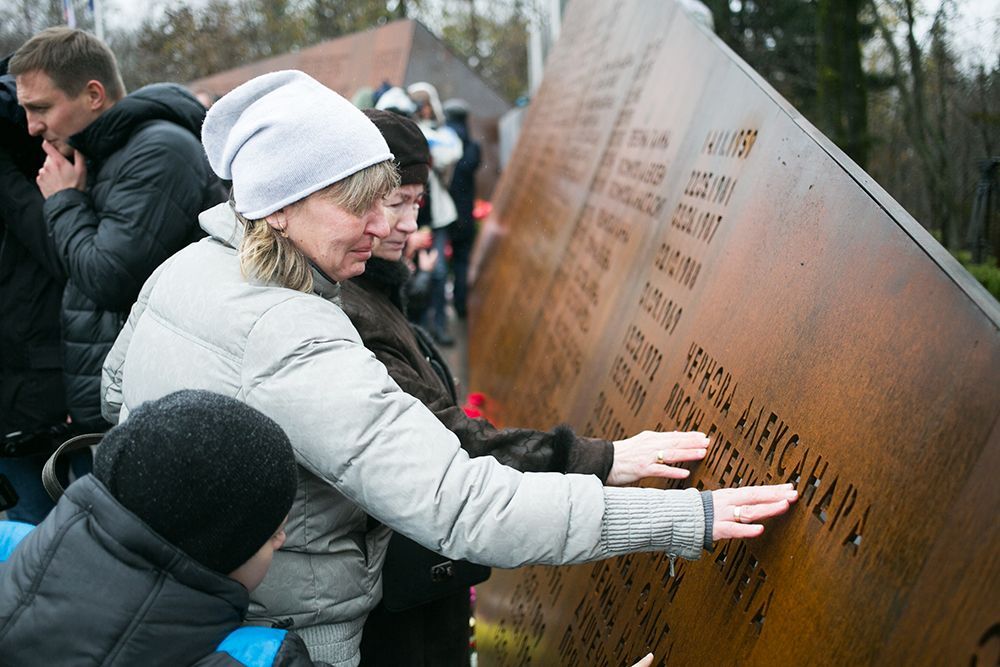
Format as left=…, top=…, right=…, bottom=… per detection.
left=310, top=262, right=341, bottom=301
left=200, top=201, right=244, bottom=248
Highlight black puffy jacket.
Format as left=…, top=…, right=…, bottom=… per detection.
left=42, top=84, right=227, bottom=429
left=0, top=68, right=66, bottom=438
left=0, top=475, right=320, bottom=666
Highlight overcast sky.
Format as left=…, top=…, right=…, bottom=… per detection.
left=103, top=0, right=998, bottom=70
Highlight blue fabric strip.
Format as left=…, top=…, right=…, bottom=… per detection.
left=216, top=627, right=287, bottom=667
left=0, top=521, right=34, bottom=562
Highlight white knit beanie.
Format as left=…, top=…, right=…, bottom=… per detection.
left=202, top=70, right=394, bottom=219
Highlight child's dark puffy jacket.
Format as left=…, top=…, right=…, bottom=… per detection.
left=0, top=475, right=320, bottom=666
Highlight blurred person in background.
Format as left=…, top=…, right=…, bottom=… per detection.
left=408, top=82, right=462, bottom=346
left=442, top=98, right=481, bottom=321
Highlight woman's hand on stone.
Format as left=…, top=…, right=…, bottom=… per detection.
left=712, top=483, right=797, bottom=540
left=607, top=430, right=709, bottom=486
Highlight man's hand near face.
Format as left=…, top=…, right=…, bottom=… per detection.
left=37, top=140, right=86, bottom=198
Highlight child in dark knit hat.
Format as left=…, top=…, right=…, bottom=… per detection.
left=0, top=390, right=326, bottom=666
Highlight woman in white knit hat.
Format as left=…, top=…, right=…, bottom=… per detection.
left=100, top=70, right=797, bottom=666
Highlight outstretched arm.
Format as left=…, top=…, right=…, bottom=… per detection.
left=361, top=328, right=616, bottom=478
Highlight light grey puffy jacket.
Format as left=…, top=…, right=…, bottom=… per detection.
left=101, top=202, right=706, bottom=635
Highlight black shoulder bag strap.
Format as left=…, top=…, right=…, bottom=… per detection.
left=42, top=433, right=104, bottom=502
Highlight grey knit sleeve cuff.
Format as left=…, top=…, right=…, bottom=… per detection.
left=599, top=487, right=704, bottom=561
left=700, top=490, right=714, bottom=549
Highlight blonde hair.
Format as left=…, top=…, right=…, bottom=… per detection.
left=237, top=160, right=399, bottom=292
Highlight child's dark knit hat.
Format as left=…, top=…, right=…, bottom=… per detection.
left=94, top=390, right=298, bottom=574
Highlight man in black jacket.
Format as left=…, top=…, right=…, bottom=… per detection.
left=10, top=28, right=225, bottom=431
left=0, top=62, right=76, bottom=524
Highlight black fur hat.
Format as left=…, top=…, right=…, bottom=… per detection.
left=364, top=108, right=431, bottom=186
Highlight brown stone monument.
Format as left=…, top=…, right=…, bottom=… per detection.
left=467, top=1, right=1000, bottom=664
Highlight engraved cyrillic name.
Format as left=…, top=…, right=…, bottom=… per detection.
left=488, top=11, right=675, bottom=432
left=673, top=341, right=872, bottom=555
left=592, top=38, right=665, bottom=197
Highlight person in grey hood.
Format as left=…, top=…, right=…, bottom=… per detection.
left=11, top=27, right=226, bottom=431
left=101, top=70, right=797, bottom=666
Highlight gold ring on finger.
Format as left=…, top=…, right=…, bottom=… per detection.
left=655, top=450, right=665, bottom=464
left=733, top=505, right=744, bottom=523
